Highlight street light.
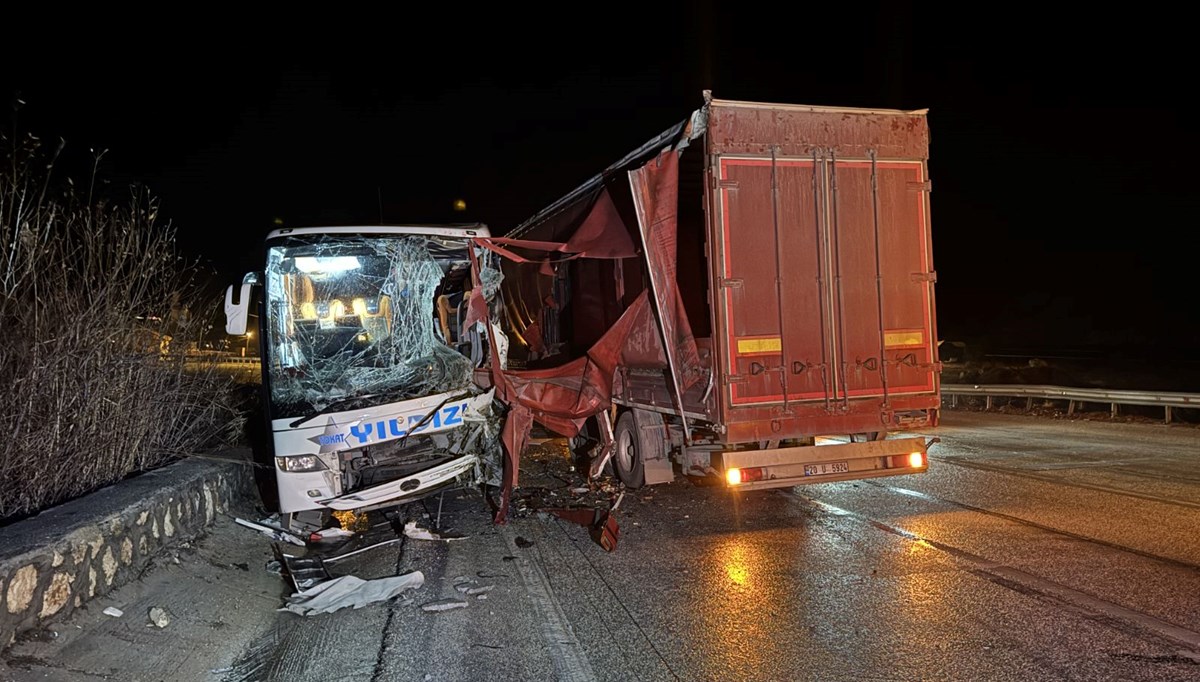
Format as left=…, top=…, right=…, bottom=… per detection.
left=243, top=331, right=254, bottom=357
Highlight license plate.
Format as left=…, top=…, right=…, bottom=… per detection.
left=804, top=461, right=849, bottom=476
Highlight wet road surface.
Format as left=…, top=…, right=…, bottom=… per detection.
left=6, top=411, right=1200, bottom=681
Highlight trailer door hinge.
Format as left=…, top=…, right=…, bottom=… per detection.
left=718, top=179, right=739, bottom=190
left=911, top=271, right=937, bottom=283
left=719, top=278, right=743, bottom=288
left=907, top=180, right=932, bottom=192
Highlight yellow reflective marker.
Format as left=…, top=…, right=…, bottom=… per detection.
left=737, top=337, right=782, bottom=355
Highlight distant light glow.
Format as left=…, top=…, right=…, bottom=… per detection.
left=452, top=198, right=467, bottom=211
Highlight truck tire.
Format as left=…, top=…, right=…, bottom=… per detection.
left=612, top=411, right=646, bottom=488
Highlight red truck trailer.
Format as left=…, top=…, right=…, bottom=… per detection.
left=471, top=93, right=940, bottom=503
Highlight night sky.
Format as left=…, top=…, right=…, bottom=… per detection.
left=3, top=6, right=1195, bottom=359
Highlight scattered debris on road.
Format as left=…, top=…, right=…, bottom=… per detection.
left=235, top=516, right=305, bottom=547
left=282, top=572, right=425, bottom=617
left=403, top=520, right=468, bottom=542
left=420, top=598, right=468, bottom=612
left=544, top=491, right=624, bottom=551
left=148, top=607, right=171, bottom=628
left=514, top=536, right=535, bottom=548
left=102, top=607, right=124, bottom=618
left=272, top=545, right=332, bottom=590
left=507, top=440, right=638, bottom=551
left=322, top=537, right=403, bottom=563
left=308, top=527, right=356, bottom=542
left=452, top=577, right=495, bottom=595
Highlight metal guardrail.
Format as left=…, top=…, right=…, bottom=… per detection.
left=942, top=383, right=1200, bottom=424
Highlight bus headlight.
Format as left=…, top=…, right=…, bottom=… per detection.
left=276, top=455, right=326, bottom=473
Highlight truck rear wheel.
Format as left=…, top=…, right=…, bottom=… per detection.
left=613, top=411, right=645, bottom=488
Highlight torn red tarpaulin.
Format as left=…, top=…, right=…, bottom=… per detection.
left=489, top=188, right=636, bottom=259
left=498, top=403, right=533, bottom=523
left=484, top=290, right=655, bottom=523
left=471, top=151, right=697, bottom=523
left=629, top=150, right=703, bottom=392
left=475, top=190, right=636, bottom=278
left=500, top=293, right=653, bottom=434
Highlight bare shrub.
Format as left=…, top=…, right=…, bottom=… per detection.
left=0, top=130, right=241, bottom=520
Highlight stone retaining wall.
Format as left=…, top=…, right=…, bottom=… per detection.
left=0, top=455, right=257, bottom=647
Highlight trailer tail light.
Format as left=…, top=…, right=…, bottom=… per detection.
left=889, top=452, right=926, bottom=469
left=726, top=467, right=765, bottom=485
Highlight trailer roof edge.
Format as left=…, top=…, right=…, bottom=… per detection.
left=710, top=98, right=928, bottom=116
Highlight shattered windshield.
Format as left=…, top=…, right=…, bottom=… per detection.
left=264, top=235, right=475, bottom=417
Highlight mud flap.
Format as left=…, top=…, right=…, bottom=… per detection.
left=642, top=452, right=675, bottom=485
left=632, top=409, right=675, bottom=485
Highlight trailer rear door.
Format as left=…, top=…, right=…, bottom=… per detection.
left=716, top=156, right=831, bottom=407
left=713, top=151, right=935, bottom=410
left=830, top=159, right=935, bottom=400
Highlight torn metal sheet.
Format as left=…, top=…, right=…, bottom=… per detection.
left=546, top=494, right=623, bottom=552
left=272, top=544, right=332, bottom=591
left=235, top=517, right=306, bottom=547
left=281, top=572, right=425, bottom=617
left=318, top=453, right=479, bottom=512
left=322, top=538, right=403, bottom=564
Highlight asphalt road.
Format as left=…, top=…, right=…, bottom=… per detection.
left=6, top=411, right=1200, bottom=681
